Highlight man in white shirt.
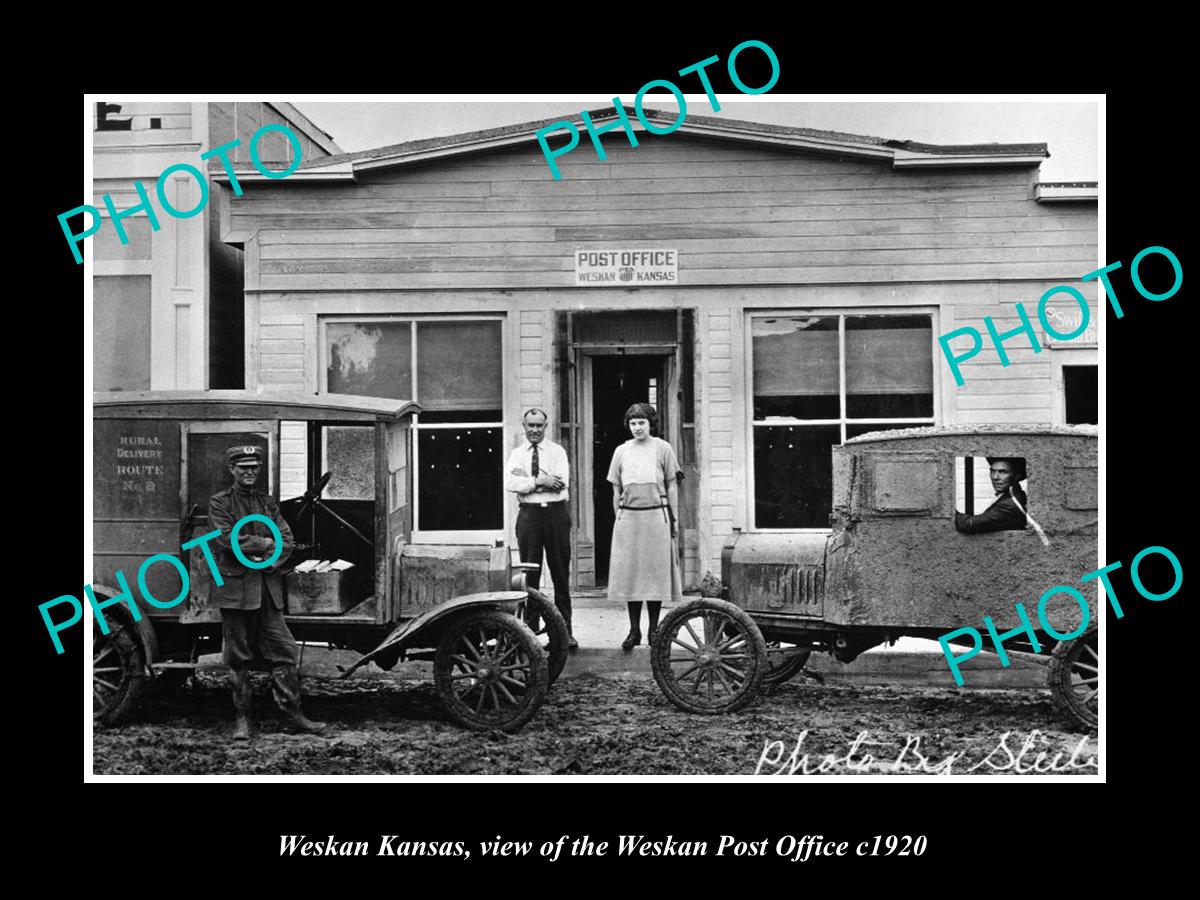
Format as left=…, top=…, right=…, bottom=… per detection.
left=505, top=408, right=576, bottom=649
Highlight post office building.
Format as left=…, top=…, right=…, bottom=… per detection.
left=218, top=107, right=1098, bottom=590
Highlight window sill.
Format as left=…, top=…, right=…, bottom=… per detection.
left=745, top=527, right=833, bottom=534
left=409, top=530, right=505, bottom=545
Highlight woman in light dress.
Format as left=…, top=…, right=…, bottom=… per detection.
left=605, top=402, right=684, bottom=650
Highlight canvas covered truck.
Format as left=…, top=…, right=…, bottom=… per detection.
left=649, top=425, right=1100, bottom=729
left=92, top=391, right=568, bottom=732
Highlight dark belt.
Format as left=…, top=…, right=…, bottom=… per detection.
left=520, top=500, right=566, bottom=508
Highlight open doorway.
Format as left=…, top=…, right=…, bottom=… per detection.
left=591, top=354, right=668, bottom=584
left=559, top=309, right=697, bottom=590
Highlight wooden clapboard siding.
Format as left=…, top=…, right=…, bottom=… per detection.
left=256, top=276, right=1080, bottom=575
left=261, top=245, right=1093, bottom=273
left=251, top=264, right=1090, bottom=292
left=259, top=229, right=1095, bottom=259
left=236, top=201, right=1088, bottom=227
left=938, top=289, right=1097, bottom=425
left=246, top=186, right=1034, bottom=212
left=256, top=217, right=1088, bottom=244
left=231, top=136, right=1095, bottom=292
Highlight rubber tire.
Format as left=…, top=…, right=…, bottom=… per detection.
left=93, top=614, right=149, bottom=725
left=1049, top=625, right=1098, bottom=729
left=434, top=611, right=549, bottom=733
left=650, top=598, right=767, bottom=714
left=762, top=642, right=812, bottom=687
left=516, top=588, right=569, bottom=687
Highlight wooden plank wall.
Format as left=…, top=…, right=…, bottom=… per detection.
left=231, top=137, right=1096, bottom=293
left=946, top=295, right=1101, bottom=425
left=231, top=135, right=1097, bottom=579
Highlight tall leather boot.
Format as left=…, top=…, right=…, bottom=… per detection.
left=560, top=602, right=579, bottom=651
left=230, top=669, right=253, bottom=741
left=272, top=666, right=327, bottom=734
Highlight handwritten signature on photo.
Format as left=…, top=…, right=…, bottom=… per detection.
left=755, top=729, right=1098, bottom=776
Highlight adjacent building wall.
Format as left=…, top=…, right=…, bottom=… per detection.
left=92, top=100, right=337, bottom=392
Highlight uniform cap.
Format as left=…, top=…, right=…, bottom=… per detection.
left=227, top=445, right=264, bottom=465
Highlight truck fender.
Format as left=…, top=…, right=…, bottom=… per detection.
left=341, top=590, right=528, bottom=678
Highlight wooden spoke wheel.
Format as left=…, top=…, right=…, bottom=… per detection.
left=650, top=598, right=767, bottom=714
left=1049, top=625, right=1098, bottom=729
left=514, top=588, right=569, bottom=686
left=434, top=612, right=549, bottom=732
left=762, top=641, right=812, bottom=687
left=92, top=616, right=148, bottom=725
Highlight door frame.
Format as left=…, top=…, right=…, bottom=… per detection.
left=573, top=343, right=680, bottom=585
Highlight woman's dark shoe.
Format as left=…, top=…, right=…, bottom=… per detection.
left=621, top=629, right=642, bottom=651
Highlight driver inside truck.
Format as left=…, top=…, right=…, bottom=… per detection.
left=954, top=457, right=1028, bottom=533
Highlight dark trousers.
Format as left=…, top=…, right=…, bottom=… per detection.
left=221, top=584, right=300, bottom=670
left=516, top=503, right=572, bottom=627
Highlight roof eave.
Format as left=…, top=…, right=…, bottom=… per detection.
left=261, top=107, right=1052, bottom=178
left=212, top=160, right=357, bottom=185
left=892, top=148, right=1048, bottom=168
left=664, top=119, right=896, bottom=160
left=344, top=119, right=1039, bottom=171
left=352, top=131, right=539, bottom=171
left=1035, top=182, right=1099, bottom=202
left=93, top=391, right=420, bottom=421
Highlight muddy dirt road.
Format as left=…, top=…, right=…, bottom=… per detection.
left=93, top=668, right=1097, bottom=776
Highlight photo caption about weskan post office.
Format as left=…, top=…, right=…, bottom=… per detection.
left=280, top=833, right=927, bottom=862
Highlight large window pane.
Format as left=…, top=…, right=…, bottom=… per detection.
left=325, top=426, right=374, bottom=500
left=845, top=315, right=933, bottom=418
left=327, top=321, right=412, bottom=398
left=417, top=321, right=502, bottom=411
left=754, top=425, right=840, bottom=528
left=752, top=316, right=839, bottom=419
left=324, top=317, right=506, bottom=534
left=94, top=275, right=151, bottom=391
left=417, top=427, right=504, bottom=530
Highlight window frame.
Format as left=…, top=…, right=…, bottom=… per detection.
left=1049, top=348, right=1099, bottom=426
left=319, top=314, right=506, bottom=543
left=745, top=307, right=941, bottom=533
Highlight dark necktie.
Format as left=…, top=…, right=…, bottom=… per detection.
left=531, top=444, right=540, bottom=477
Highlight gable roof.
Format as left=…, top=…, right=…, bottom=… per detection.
left=213, top=105, right=1048, bottom=185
